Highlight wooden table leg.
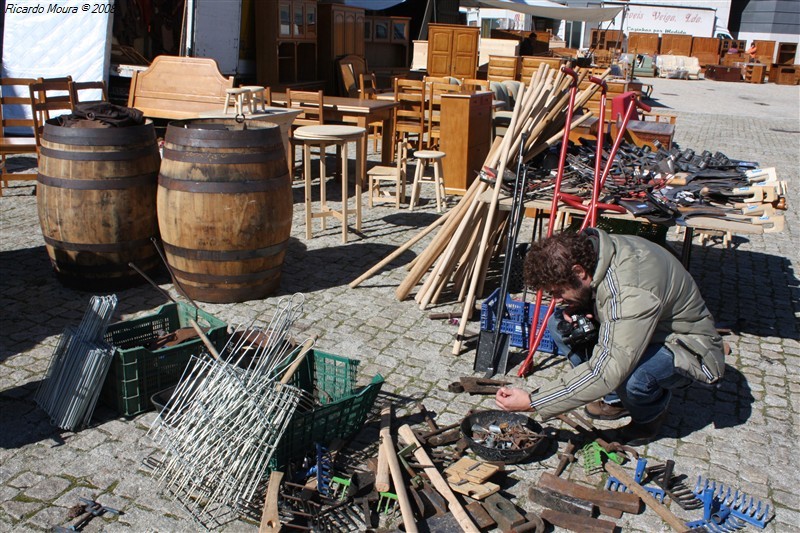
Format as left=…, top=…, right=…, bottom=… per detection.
left=341, top=142, right=349, bottom=243
left=355, top=133, right=363, bottom=232
left=304, top=143, right=313, bottom=240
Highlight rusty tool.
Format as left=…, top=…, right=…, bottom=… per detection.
left=397, top=424, right=480, bottom=533
left=510, top=513, right=546, bottom=533
left=465, top=501, right=496, bottom=530
left=448, top=376, right=512, bottom=394
left=54, top=498, right=122, bottom=532
left=483, top=492, right=526, bottom=532
left=645, top=460, right=703, bottom=510
left=605, top=461, right=690, bottom=532
left=540, top=509, right=617, bottom=533
left=553, top=440, right=578, bottom=477
left=417, top=402, right=439, bottom=431
left=537, top=472, right=641, bottom=515
left=527, top=485, right=594, bottom=517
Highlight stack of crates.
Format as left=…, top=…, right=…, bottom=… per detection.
left=480, top=288, right=557, bottom=354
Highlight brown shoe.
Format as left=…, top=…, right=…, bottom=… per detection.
left=584, top=400, right=630, bottom=420
left=617, top=410, right=668, bottom=446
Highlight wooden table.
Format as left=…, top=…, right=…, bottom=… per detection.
left=270, top=94, right=398, bottom=181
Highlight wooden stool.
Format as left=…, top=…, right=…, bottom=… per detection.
left=409, top=150, right=446, bottom=212
left=223, top=87, right=250, bottom=115
left=240, top=85, right=268, bottom=113
left=293, top=125, right=366, bottom=243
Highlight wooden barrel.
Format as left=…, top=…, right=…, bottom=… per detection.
left=36, top=120, right=161, bottom=288
left=157, top=119, right=291, bottom=303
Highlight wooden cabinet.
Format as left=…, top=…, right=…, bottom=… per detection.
left=318, top=3, right=365, bottom=94
left=590, top=29, right=624, bottom=51
left=256, top=0, right=319, bottom=88
left=776, top=42, right=798, bottom=66
left=427, top=24, right=479, bottom=79
left=365, top=15, right=410, bottom=88
left=744, top=63, right=766, bottom=84
left=753, top=40, right=776, bottom=69
left=691, top=37, right=720, bottom=68
left=439, top=92, right=492, bottom=195
left=661, top=34, right=692, bottom=56
left=628, top=32, right=659, bottom=55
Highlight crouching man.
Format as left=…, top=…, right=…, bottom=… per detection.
left=495, top=229, right=725, bottom=445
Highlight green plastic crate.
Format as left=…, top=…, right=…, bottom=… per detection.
left=100, top=302, right=227, bottom=416
left=271, top=349, right=384, bottom=469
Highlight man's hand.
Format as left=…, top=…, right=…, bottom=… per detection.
left=495, top=386, right=534, bottom=412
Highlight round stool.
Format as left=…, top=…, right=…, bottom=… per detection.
left=293, top=125, right=366, bottom=243
left=409, top=150, right=446, bottom=213
left=223, top=87, right=250, bottom=115
left=240, top=86, right=268, bottom=113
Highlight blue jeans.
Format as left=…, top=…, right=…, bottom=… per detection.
left=547, top=312, right=691, bottom=422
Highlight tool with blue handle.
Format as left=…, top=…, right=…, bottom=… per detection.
left=605, top=457, right=666, bottom=502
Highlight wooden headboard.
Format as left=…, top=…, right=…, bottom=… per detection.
left=127, top=55, right=234, bottom=120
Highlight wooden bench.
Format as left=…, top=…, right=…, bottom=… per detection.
left=127, top=55, right=234, bottom=120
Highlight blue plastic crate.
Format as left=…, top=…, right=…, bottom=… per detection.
left=480, top=288, right=557, bottom=354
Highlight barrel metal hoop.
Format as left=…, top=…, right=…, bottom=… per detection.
left=40, top=145, right=159, bottom=161
left=43, top=235, right=154, bottom=253
left=37, top=172, right=157, bottom=190
left=161, top=148, right=281, bottom=164
left=158, top=174, right=289, bottom=194
left=171, top=265, right=282, bottom=284
left=163, top=241, right=287, bottom=261
left=42, top=124, right=156, bottom=146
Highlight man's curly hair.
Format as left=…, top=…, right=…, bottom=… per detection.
left=523, top=232, right=597, bottom=291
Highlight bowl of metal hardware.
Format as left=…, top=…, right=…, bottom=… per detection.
left=460, top=410, right=549, bottom=464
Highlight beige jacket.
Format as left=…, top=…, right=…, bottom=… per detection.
left=530, top=229, right=724, bottom=419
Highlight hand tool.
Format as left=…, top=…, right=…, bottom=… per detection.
left=417, top=402, right=439, bottom=431
left=54, top=498, right=122, bottom=532
left=483, top=492, right=526, bottom=531
left=690, top=475, right=772, bottom=529
left=553, top=440, right=578, bottom=476
left=605, top=461, right=689, bottom=532
left=510, top=512, right=546, bottom=533
left=527, top=485, right=594, bottom=516
left=537, top=472, right=641, bottom=515
left=375, top=406, right=392, bottom=493
left=465, top=501, right=496, bottom=530
left=540, top=509, right=617, bottom=533
left=606, top=457, right=666, bottom=502
left=481, top=129, right=531, bottom=377
left=645, top=460, right=702, bottom=510
left=380, top=412, right=418, bottom=533
left=448, top=376, right=512, bottom=394
left=259, top=471, right=284, bottom=532
left=397, top=424, right=481, bottom=533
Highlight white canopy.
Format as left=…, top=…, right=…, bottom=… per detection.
left=461, top=0, right=623, bottom=23
left=342, top=0, right=407, bottom=10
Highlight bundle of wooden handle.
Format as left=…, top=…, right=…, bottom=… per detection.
left=351, top=64, right=608, bottom=355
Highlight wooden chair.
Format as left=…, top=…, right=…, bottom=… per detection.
left=28, top=77, right=76, bottom=145
left=359, top=73, right=390, bottom=151
left=70, top=80, right=108, bottom=104
left=286, top=89, right=325, bottom=178
left=368, top=140, right=408, bottom=208
left=393, top=78, right=427, bottom=151
left=426, top=81, right=461, bottom=150
left=337, top=55, right=368, bottom=98
left=1, top=77, right=38, bottom=195
left=460, top=78, right=491, bottom=92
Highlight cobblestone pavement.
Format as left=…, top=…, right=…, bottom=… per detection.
left=1, top=77, right=798, bottom=532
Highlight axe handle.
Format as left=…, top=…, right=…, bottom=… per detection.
left=382, top=432, right=418, bottom=533
left=259, top=471, right=283, bottom=532
left=376, top=407, right=392, bottom=493
left=604, top=462, right=689, bottom=532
